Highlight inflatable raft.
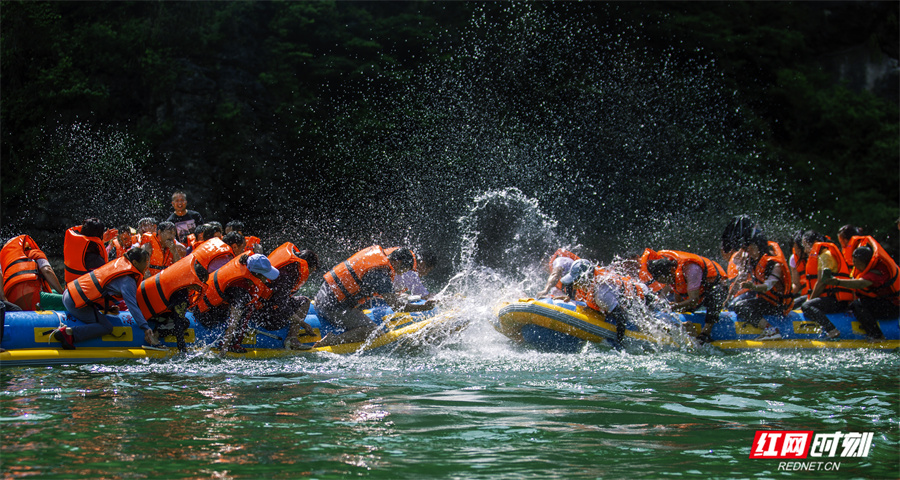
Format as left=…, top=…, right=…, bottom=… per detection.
left=0, top=302, right=460, bottom=366
left=494, top=298, right=900, bottom=352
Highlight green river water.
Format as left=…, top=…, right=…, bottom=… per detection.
left=2, top=320, right=898, bottom=479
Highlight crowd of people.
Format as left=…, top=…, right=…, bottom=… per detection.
left=539, top=215, right=900, bottom=345
left=0, top=191, right=436, bottom=354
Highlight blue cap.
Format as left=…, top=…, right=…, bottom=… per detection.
left=247, top=254, right=279, bottom=280
left=560, top=259, right=593, bottom=285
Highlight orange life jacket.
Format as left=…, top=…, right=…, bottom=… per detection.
left=137, top=254, right=207, bottom=319
left=658, top=250, right=725, bottom=300
left=191, top=238, right=234, bottom=273
left=548, top=248, right=580, bottom=291
left=142, top=233, right=174, bottom=276
left=324, top=245, right=395, bottom=306
left=197, top=255, right=264, bottom=312
left=792, top=245, right=809, bottom=296
left=574, top=267, right=644, bottom=312
left=244, top=235, right=262, bottom=253
left=267, top=242, right=310, bottom=293
left=1, top=235, right=51, bottom=295
left=639, top=248, right=664, bottom=290
left=64, top=226, right=109, bottom=283
left=849, top=236, right=900, bottom=304
left=734, top=246, right=793, bottom=314
left=549, top=249, right=579, bottom=271
left=109, top=238, right=129, bottom=259
left=66, top=257, right=144, bottom=309
left=805, top=242, right=853, bottom=302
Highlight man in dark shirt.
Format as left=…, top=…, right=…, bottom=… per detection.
left=166, top=191, right=203, bottom=244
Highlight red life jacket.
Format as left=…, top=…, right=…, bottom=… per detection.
left=850, top=236, right=900, bottom=305
left=66, top=257, right=144, bottom=309
left=734, top=245, right=793, bottom=314
left=549, top=249, right=579, bottom=271
left=574, top=267, right=644, bottom=312
left=805, top=242, right=853, bottom=302
left=191, top=238, right=234, bottom=273
left=196, top=255, right=263, bottom=312
left=658, top=250, right=725, bottom=301
left=267, top=242, right=310, bottom=293
left=638, top=248, right=664, bottom=291
left=323, top=246, right=395, bottom=307
left=137, top=254, right=208, bottom=319
left=110, top=238, right=129, bottom=259
left=793, top=247, right=809, bottom=297
left=244, top=235, right=262, bottom=253
left=1, top=235, right=51, bottom=295
left=64, top=226, right=108, bottom=283
left=142, top=233, right=174, bottom=277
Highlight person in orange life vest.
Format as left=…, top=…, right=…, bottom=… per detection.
left=726, top=231, right=792, bottom=341
left=820, top=240, right=900, bottom=340
left=137, top=254, right=209, bottom=352
left=167, top=191, right=204, bottom=244
left=63, top=218, right=109, bottom=284
left=246, top=244, right=319, bottom=350
left=192, top=253, right=276, bottom=353
left=537, top=248, right=580, bottom=298
left=190, top=236, right=236, bottom=275
left=837, top=224, right=864, bottom=265
left=1, top=235, right=66, bottom=310
left=647, top=251, right=728, bottom=345
left=314, top=247, right=433, bottom=348
left=561, top=259, right=650, bottom=347
left=225, top=220, right=261, bottom=253
left=107, top=225, right=137, bottom=259
left=787, top=230, right=811, bottom=309
left=55, top=248, right=158, bottom=349
left=799, top=236, right=855, bottom=339
left=140, top=221, right=186, bottom=278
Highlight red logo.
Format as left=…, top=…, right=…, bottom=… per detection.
left=750, top=431, right=814, bottom=459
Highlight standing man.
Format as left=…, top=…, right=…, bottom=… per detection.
left=167, top=191, right=203, bottom=244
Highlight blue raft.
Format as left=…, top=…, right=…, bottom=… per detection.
left=0, top=302, right=457, bottom=366
left=494, top=298, right=900, bottom=352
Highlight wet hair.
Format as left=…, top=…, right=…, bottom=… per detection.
left=297, top=249, right=319, bottom=272
left=852, top=246, right=874, bottom=265
left=388, top=247, right=416, bottom=271
left=208, top=221, right=223, bottom=234
left=748, top=229, right=769, bottom=253
left=225, top=220, right=244, bottom=233
left=157, top=221, right=176, bottom=233
left=81, top=218, right=105, bottom=239
left=790, top=230, right=806, bottom=256
left=801, top=230, right=824, bottom=246
left=223, top=231, right=244, bottom=248
left=172, top=191, right=186, bottom=201
left=838, top=224, right=863, bottom=241
left=196, top=224, right=218, bottom=241
left=138, top=217, right=157, bottom=227
left=721, top=215, right=755, bottom=253
left=117, top=224, right=132, bottom=234
left=124, top=246, right=150, bottom=264
left=416, top=249, right=437, bottom=271
left=647, top=258, right=677, bottom=280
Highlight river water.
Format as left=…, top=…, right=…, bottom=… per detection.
left=2, top=315, right=898, bottom=479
